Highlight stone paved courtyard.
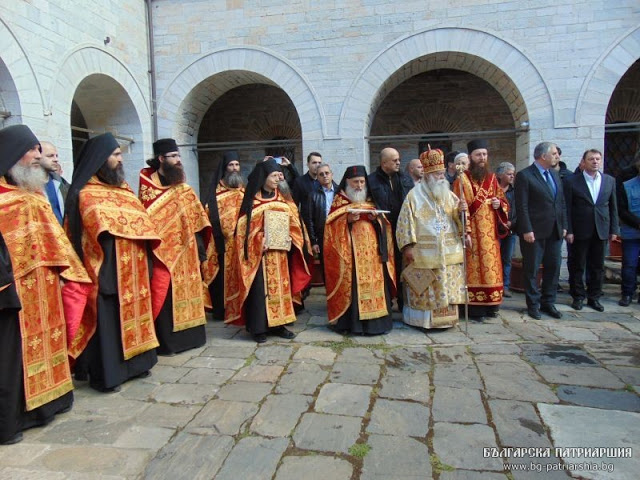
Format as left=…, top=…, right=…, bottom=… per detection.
left=1, top=286, right=639, bottom=480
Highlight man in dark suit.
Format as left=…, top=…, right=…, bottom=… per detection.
left=40, top=141, right=70, bottom=225
left=292, top=151, right=322, bottom=207
left=564, top=149, right=618, bottom=312
left=515, top=142, right=567, bottom=320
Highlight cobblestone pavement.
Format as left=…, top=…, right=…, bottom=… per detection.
left=1, top=286, right=639, bottom=480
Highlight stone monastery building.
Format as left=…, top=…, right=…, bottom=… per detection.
left=1, top=0, right=639, bottom=195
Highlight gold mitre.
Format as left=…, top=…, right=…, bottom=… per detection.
left=419, top=146, right=445, bottom=175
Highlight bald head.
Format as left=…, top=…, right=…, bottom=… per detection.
left=380, top=147, right=400, bottom=175
left=40, top=141, right=60, bottom=174
left=406, top=158, right=423, bottom=183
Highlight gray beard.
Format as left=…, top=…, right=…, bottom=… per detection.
left=278, top=180, right=292, bottom=200
left=425, top=176, right=451, bottom=204
left=224, top=171, right=244, bottom=189
left=345, top=185, right=367, bottom=203
left=7, top=163, right=48, bottom=192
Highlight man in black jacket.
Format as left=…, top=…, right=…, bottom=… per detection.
left=292, top=151, right=322, bottom=208
left=564, top=149, right=618, bottom=312
left=305, top=163, right=338, bottom=269
left=369, top=147, right=415, bottom=309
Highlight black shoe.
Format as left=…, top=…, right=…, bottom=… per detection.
left=470, top=316, right=485, bottom=323
left=93, top=384, right=121, bottom=393
left=253, top=333, right=267, bottom=344
left=618, top=295, right=632, bottom=307
left=274, top=327, right=296, bottom=339
left=540, top=304, right=563, bottom=319
left=503, top=289, right=512, bottom=298
left=486, top=310, right=499, bottom=318
left=1, top=432, right=23, bottom=445
left=557, top=285, right=564, bottom=293
left=571, top=298, right=583, bottom=310
left=527, top=307, right=541, bottom=320
left=157, top=351, right=176, bottom=357
left=587, top=299, right=604, bottom=312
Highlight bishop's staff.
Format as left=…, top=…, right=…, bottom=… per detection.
left=456, top=163, right=469, bottom=334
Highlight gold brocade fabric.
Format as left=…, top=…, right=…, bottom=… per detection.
left=68, top=177, right=160, bottom=360
left=0, top=180, right=90, bottom=410
left=453, top=172, right=507, bottom=305
left=323, top=194, right=396, bottom=324
left=139, top=170, right=213, bottom=332
left=225, top=191, right=307, bottom=326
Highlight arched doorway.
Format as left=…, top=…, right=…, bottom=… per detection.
left=368, top=55, right=528, bottom=170
left=0, top=57, right=21, bottom=127
left=604, top=58, right=640, bottom=176
left=71, top=74, right=144, bottom=188
left=197, top=83, right=302, bottom=195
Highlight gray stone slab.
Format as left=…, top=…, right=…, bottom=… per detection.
left=216, top=381, right=274, bottom=402
left=433, top=422, right=503, bottom=471
left=471, top=343, right=521, bottom=355
left=0, top=468, right=68, bottom=480
left=294, top=327, right=343, bottom=343
left=433, top=345, right=473, bottom=363
left=366, top=398, right=430, bottom=436
left=36, top=418, right=131, bottom=445
left=427, top=328, right=473, bottom=344
left=608, top=365, right=640, bottom=386
left=293, top=413, right=361, bottom=453
left=432, top=386, right=486, bottom=424
left=506, top=322, right=560, bottom=342
left=433, top=363, right=484, bottom=389
left=114, top=425, right=175, bottom=450
left=521, top=344, right=598, bottom=366
left=136, top=403, right=201, bottom=429
left=474, top=354, right=523, bottom=363
left=556, top=385, right=640, bottom=412
left=143, top=432, right=233, bottom=480
left=476, top=362, right=558, bottom=403
left=276, top=362, right=328, bottom=395
left=275, top=456, right=353, bottom=480
left=0, top=443, right=50, bottom=467
left=534, top=365, right=625, bottom=388
left=71, top=391, right=148, bottom=418
left=489, top=399, right=551, bottom=447
left=178, top=367, right=236, bottom=385
left=186, top=399, right=258, bottom=435
left=250, top=394, right=312, bottom=437
left=292, top=344, right=336, bottom=365
left=338, top=346, right=385, bottom=364
left=307, top=315, right=327, bottom=326
left=385, top=347, right=431, bottom=372
left=539, top=404, right=640, bottom=480
left=254, top=345, right=295, bottom=365
left=584, top=343, right=640, bottom=367
left=597, top=326, right=640, bottom=342
left=144, top=365, right=190, bottom=384
left=201, top=345, right=256, bottom=358
left=152, top=383, right=219, bottom=405
left=378, top=372, right=430, bottom=402
left=233, top=364, right=284, bottom=383
left=119, top=380, right=159, bottom=401
left=183, top=356, right=246, bottom=370
left=35, top=446, right=152, bottom=476
left=361, top=435, right=432, bottom=480
left=546, top=325, right=598, bottom=341
left=315, top=383, right=372, bottom=417
left=330, top=361, right=380, bottom=385
left=384, top=327, right=432, bottom=345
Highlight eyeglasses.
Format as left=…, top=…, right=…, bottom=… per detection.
left=163, top=153, right=181, bottom=159
left=318, top=172, right=332, bottom=176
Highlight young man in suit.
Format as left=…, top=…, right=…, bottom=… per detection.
left=515, top=142, right=567, bottom=320
left=564, top=149, right=618, bottom=312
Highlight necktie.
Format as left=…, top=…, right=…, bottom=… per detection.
left=543, top=170, right=556, bottom=197
left=46, top=178, right=63, bottom=224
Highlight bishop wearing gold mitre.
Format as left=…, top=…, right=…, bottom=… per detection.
left=0, top=125, right=92, bottom=445
left=323, top=165, right=396, bottom=335
left=139, top=138, right=215, bottom=356
left=225, top=158, right=311, bottom=343
left=396, top=148, right=466, bottom=329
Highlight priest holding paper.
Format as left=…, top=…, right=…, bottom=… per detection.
left=225, top=158, right=311, bottom=343
left=324, top=165, right=396, bottom=335
left=396, top=148, right=466, bottom=329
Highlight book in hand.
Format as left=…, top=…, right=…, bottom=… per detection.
left=347, top=208, right=391, bottom=215
left=264, top=209, right=291, bottom=251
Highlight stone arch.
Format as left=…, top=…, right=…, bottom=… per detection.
left=47, top=45, right=151, bottom=174
left=576, top=26, right=640, bottom=128
left=156, top=46, right=326, bottom=193
left=0, top=17, right=44, bottom=124
left=340, top=26, right=553, bottom=167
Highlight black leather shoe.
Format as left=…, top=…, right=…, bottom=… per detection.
left=587, top=299, right=604, bottom=312
left=618, top=295, right=631, bottom=307
left=253, top=333, right=267, bottom=344
left=1, top=432, right=23, bottom=445
left=540, top=304, right=563, bottom=319
left=527, top=307, right=541, bottom=320
left=274, top=327, right=296, bottom=339
left=571, top=298, right=583, bottom=310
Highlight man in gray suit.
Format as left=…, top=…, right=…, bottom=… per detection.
left=515, top=142, right=567, bottom=320
left=564, top=149, right=618, bottom=312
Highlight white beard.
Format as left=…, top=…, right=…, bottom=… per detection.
left=424, top=175, right=451, bottom=204
left=345, top=185, right=367, bottom=203
left=8, top=162, right=48, bottom=193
